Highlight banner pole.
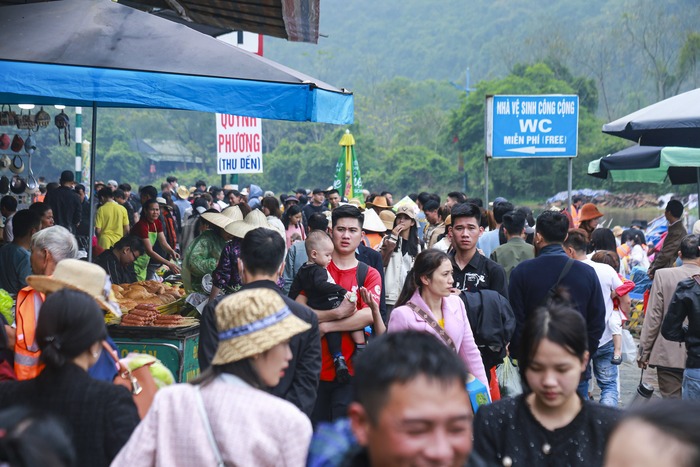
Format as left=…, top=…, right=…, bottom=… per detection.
left=567, top=157, right=573, bottom=213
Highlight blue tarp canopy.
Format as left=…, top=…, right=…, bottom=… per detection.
left=0, top=0, right=353, bottom=124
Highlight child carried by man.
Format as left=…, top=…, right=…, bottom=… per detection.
left=288, top=231, right=365, bottom=382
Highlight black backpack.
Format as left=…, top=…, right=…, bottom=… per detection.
left=460, top=289, right=516, bottom=369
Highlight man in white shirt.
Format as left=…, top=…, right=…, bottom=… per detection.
left=565, top=229, right=622, bottom=406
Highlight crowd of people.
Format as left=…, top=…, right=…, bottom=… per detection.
left=1, top=173, right=700, bottom=466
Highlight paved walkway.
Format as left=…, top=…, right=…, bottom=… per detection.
left=589, top=337, right=661, bottom=407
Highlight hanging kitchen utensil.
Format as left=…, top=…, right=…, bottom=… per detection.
left=10, top=134, right=23, bottom=153
left=0, top=175, right=9, bottom=195
left=9, top=155, right=24, bottom=174
left=25, top=151, right=38, bottom=194
left=55, top=110, right=70, bottom=145
left=0, top=105, right=17, bottom=127
left=25, top=176, right=39, bottom=195
left=10, top=175, right=26, bottom=194
left=15, top=109, right=36, bottom=131
left=0, top=134, right=9, bottom=150
left=35, top=107, right=51, bottom=129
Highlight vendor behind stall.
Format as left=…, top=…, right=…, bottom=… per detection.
left=181, top=211, right=233, bottom=294
left=93, top=235, right=145, bottom=285
left=130, top=199, right=180, bottom=281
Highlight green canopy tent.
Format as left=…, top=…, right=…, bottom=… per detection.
left=588, top=145, right=700, bottom=215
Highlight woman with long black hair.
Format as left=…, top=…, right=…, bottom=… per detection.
left=387, top=249, right=487, bottom=386
left=0, top=289, right=139, bottom=467
left=379, top=205, right=423, bottom=312
left=470, top=296, right=620, bottom=466
left=282, top=204, right=306, bottom=248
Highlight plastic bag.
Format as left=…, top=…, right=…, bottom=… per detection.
left=0, top=289, right=13, bottom=325
left=621, top=329, right=637, bottom=363
left=495, top=356, right=523, bottom=398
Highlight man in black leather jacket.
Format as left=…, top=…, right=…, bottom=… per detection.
left=662, top=272, right=700, bottom=400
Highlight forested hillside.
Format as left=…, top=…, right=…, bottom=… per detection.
left=31, top=0, right=700, bottom=201
left=266, top=0, right=700, bottom=119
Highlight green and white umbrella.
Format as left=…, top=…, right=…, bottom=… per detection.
left=588, top=145, right=700, bottom=215
left=333, top=130, right=364, bottom=204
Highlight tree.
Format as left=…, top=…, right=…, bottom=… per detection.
left=623, top=0, right=700, bottom=100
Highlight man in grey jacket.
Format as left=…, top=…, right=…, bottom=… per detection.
left=639, top=234, right=700, bottom=398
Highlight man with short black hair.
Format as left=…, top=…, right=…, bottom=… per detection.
left=198, top=227, right=321, bottom=416
left=73, top=183, right=91, bottom=250
left=44, top=170, right=81, bottom=234
left=564, top=229, right=622, bottom=406
left=479, top=200, right=514, bottom=258
left=119, top=183, right=140, bottom=220
left=445, top=191, right=466, bottom=212
left=226, top=189, right=242, bottom=206
left=113, top=188, right=135, bottom=229
left=661, top=239, right=700, bottom=400
left=298, top=205, right=381, bottom=424
left=138, top=185, right=158, bottom=204
left=640, top=234, right=700, bottom=398
left=1, top=195, right=18, bottom=243
left=166, top=176, right=178, bottom=191
left=508, top=210, right=605, bottom=390
left=326, top=189, right=342, bottom=210
left=303, top=188, right=329, bottom=221
left=0, top=210, right=40, bottom=295
left=160, top=182, right=171, bottom=198
left=649, top=199, right=686, bottom=279
left=490, top=210, right=534, bottom=280
left=93, top=234, right=145, bottom=284
left=449, top=203, right=507, bottom=298
left=307, top=331, right=475, bottom=466
left=422, top=200, right=444, bottom=248
left=379, top=191, right=393, bottom=206
left=95, top=187, right=129, bottom=249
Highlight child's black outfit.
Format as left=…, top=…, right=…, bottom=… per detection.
left=289, top=263, right=351, bottom=382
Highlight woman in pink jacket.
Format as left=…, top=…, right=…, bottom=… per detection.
left=387, top=249, right=488, bottom=386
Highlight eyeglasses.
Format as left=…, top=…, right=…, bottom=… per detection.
left=125, top=248, right=140, bottom=263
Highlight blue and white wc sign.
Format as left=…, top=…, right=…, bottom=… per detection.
left=486, top=95, right=579, bottom=158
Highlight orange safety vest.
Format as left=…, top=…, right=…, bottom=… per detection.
left=14, top=287, right=45, bottom=380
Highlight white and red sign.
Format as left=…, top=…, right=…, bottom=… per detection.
left=216, top=114, right=263, bottom=174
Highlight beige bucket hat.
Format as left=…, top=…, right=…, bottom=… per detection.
left=211, top=288, right=311, bottom=365
left=27, top=259, right=121, bottom=316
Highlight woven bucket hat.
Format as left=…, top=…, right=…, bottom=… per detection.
left=27, top=259, right=121, bottom=316
left=211, top=288, right=311, bottom=365
left=224, top=209, right=270, bottom=239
